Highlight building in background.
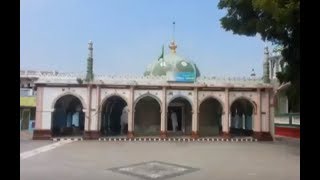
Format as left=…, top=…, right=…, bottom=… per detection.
left=20, top=70, right=59, bottom=132
left=264, top=48, right=300, bottom=139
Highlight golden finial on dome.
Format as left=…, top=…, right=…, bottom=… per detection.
left=169, top=41, right=177, bottom=54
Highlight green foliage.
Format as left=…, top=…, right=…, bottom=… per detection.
left=218, top=0, right=300, bottom=111
left=218, top=0, right=299, bottom=43
left=76, top=78, right=83, bottom=84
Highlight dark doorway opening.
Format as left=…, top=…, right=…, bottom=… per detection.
left=52, top=95, right=85, bottom=137
left=230, top=98, right=254, bottom=137
left=101, top=96, right=127, bottom=136
left=167, top=97, right=192, bottom=135
left=167, top=106, right=182, bottom=131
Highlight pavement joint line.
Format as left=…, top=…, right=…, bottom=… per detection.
left=20, top=139, right=74, bottom=160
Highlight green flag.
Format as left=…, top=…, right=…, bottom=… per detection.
left=158, top=45, right=164, bottom=61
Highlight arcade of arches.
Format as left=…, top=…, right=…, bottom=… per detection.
left=34, top=88, right=273, bottom=141
left=49, top=95, right=263, bottom=138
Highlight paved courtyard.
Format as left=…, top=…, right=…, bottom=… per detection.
left=20, top=139, right=299, bottom=180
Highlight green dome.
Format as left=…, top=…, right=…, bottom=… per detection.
left=176, top=60, right=194, bottom=72
left=151, top=60, right=171, bottom=76
left=148, top=51, right=200, bottom=77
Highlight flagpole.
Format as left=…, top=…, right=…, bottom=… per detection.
left=172, top=21, right=175, bottom=42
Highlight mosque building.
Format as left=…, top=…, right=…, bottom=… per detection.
left=32, top=33, right=281, bottom=141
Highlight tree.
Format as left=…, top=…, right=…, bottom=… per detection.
left=218, top=0, right=300, bottom=111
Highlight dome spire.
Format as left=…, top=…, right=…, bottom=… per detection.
left=172, top=21, right=175, bottom=41
left=169, top=21, right=177, bottom=54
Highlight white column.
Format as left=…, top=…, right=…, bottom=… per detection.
left=254, top=88, right=262, bottom=132
left=264, top=89, right=270, bottom=132
left=96, top=86, right=101, bottom=131
left=270, top=90, right=275, bottom=137
left=41, top=110, right=53, bottom=130
left=35, top=87, right=44, bottom=129
left=89, top=86, right=98, bottom=131
left=285, top=97, right=289, bottom=113
left=85, top=85, right=92, bottom=131
left=222, top=88, right=229, bottom=133
left=127, top=86, right=134, bottom=136
left=192, top=88, right=199, bottom=135
left=160, top=87, right=167, bottom=133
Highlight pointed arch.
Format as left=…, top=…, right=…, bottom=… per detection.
left=230, top=96, right=257, bottom=114
left=51, top=92, right=86, bottom=111
left=134, top=93, right=162, bottom=110
left=168, top=94, right=193, bottom=108
left=199, top=96, right=224, bottom=112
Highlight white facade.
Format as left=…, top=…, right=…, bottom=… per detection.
left=33, top=74, right=274, bottom=141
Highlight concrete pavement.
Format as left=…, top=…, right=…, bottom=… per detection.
left=20, top=140, right=299, bottom=180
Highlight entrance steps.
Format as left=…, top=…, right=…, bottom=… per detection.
left=51, top=136, right=258, bottom=142
left=98, top=136, right=258, bottom=142
left=52, top=137, right=83, bottom=141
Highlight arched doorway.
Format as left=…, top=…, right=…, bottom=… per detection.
left=100, top=96, right=127, bottom=136
left=52, top=95, right=85, bottom=137
left=230, top=98, right=254, bottom=136
left=134, top=96, right=161, bottom=136
left=167, top=97, right=192, bottom=136
left=199, top=98, right=223, bottom=136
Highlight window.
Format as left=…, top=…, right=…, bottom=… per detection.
left=30, top=108, right=36, bottom=120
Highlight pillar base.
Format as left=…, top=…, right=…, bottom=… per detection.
left=33, top=129, right=52, bottom=140
left=160, top=131, right=167, bottom=138
left=191, top=131, right=199, bottom=139
left=127, top=131, right=134, bottom=138
left=220, top=132, right=231, bottom=139
left=84, top=131, right=100, bottom=140
left=253, top=132, right=273, bottom=141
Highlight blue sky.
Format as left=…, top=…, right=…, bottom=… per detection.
left=21, top=0, right=273, bottom=77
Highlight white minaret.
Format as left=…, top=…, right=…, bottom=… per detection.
left=263, top=46, right=270, bottom=83
left=85, top=40, right=94, bottom=82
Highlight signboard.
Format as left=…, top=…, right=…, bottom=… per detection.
left=167, top=72, right=196, bottom=82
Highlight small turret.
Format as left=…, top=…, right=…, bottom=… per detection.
left=250, top=68, right=256, bottom=77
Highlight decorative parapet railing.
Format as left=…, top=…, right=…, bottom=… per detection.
left=274, top=113, right=300, bottom=127
left=197, top=76, right=264, bottom=86
left=20, top=70, right=59, bottom=78
left=22, top=67, right=269, bottom=87
left=35, top=73, right=267, bottom=87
